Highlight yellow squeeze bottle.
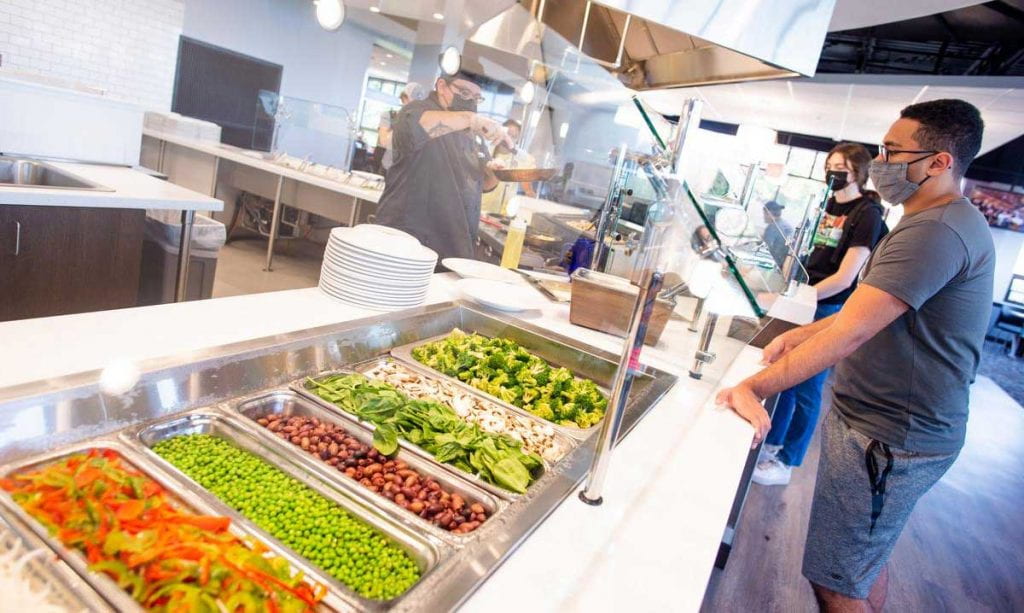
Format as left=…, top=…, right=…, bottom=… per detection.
left=501, top=217, right=526, bottom=269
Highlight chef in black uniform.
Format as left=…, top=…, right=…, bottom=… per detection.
left=374, top=70, right=512, bottom=263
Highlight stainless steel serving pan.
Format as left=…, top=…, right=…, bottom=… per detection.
left=124, top=412, right=444, bottom=611
left=227, top=390, right=503, bottom=544
left=348, top=356, right=577, bottom=466
left=390, top=332, right=618, bottom=441
left=292, top=371, right=528, bottom=501
left=0, top=440, right=353, bottom=612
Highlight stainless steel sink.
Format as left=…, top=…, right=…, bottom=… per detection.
left=0, top=157, right=112, bottom=191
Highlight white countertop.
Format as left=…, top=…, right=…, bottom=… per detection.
left=0, top=274, right=815, bottom=611
left=143, top=128, right=383, bottom=204
left=0, top=161, right=223, bottom=211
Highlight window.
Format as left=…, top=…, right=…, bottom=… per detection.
left=359, top=77, right=407, bottom=150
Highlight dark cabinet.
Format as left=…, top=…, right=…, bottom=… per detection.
left=0, top=205, right=145, bottom=322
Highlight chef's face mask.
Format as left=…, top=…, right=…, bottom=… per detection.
left=868, top=152, right=936, bottom=204
left=449, top=94, right=478, bottom=113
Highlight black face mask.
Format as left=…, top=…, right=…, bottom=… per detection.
left=825, top=170, right=849, bottom=191
left=449, top=94, right=477, bottom=113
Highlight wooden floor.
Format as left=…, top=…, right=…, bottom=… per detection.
left=701, top=376, right=1024, bottom=612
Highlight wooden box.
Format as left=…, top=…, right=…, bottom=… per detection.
left=569, top=268, right=673, bottom=346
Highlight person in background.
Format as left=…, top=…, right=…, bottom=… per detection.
left=494, top=119, right=521, bottom=156
left=753, top=142, right=886, bottom=486
left=374, top=70, right=512, bottom=263
left=377, top=82, right=426, bottom=175
left=717, top=99, right=993, bottom=612
left=761, top=200, right=794, bottom=269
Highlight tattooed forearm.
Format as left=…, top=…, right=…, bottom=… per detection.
left=427, top=122, right=458, bottom=137
left=419, top=111, right=472, bottom=139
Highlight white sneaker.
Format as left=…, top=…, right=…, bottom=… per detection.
left=758, top=443, right=782, bottom=463
left=752, top=458, right=792, bottom=486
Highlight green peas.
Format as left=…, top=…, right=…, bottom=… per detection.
left=152, top=434, right=420, bottom=600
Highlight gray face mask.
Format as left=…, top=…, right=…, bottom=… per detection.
left=868, top=155, right=934, bottom=204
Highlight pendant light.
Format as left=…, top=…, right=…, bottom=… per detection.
left=315, top=0, right=345, bottom=31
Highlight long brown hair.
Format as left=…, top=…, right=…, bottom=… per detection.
left=826, top=142, right=880, bottom=203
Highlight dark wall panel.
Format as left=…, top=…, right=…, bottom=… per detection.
left=172, top=36, right=283, bottom=150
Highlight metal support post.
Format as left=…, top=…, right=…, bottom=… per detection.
left=591, top=144, right=629, bottom=271
left=174, top=210, right=196, bottom=302
left=689, top=312, right=720, bottom=379
left=264, top=175, right=286, bottom=272
left=580, top=270, right=664, bottom=505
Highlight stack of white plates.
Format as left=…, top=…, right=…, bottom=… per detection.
left=318, top=224, right=437, bottom=310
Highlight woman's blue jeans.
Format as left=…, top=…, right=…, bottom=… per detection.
left=765, top=302, right=844, bottom=467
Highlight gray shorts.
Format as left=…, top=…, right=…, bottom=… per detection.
left=802, top=410, right=958, bottom=598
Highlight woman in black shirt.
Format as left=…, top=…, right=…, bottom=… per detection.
left=754, top=143, right=886, bottom=486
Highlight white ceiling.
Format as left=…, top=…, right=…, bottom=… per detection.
left=828, top=0, right=985, bottom=31
left=639, top=75, right=1024, bottom=155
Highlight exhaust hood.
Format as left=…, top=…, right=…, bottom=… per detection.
left=472, top=0, right=836, bottom=90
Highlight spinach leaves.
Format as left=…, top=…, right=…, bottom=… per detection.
left=306, top=374, right=543, bottom=494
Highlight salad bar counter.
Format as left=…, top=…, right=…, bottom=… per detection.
left=0, top=302, right=676, bottom=611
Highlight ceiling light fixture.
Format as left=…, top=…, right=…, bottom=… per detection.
left=369, top=5, right=380, bottom=12
left=439, top=45, right=461, bottom=76
left=314, top=0, right=345, bottom=31
left=518, top=81, right=535, bottom=104
left=433, top=12, right=444, bottom=20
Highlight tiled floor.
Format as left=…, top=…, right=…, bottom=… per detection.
left=212, top=238, right=323, bottom=298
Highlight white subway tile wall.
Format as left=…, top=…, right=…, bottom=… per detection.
left=0, top=0, right=184, bottom=110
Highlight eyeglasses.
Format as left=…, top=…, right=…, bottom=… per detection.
left=879, top=145, right=938, bottom=162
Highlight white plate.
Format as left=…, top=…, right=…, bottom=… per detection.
left=455, top=278, right=547, bottom=313
left=325, top=243, right=435, bottom=273
left=334, top=226, right=437, bottom=264
left=442, top=258, right=522, bottom=284
left=334, top=224, right=417, bottom=245
left=319, top=275, right=427, bottom=304
left=326, top=242, right=436, bottom=272
left=319, top=267, right=429, bottom=297
left=320, top=286, right=395, bottom=311
left=333, top=240, right=438, bottom=268
left=322, top=250, right=432, bottom=278
left=321, top=264, right=431, bottom=289
left=319, top=285, right=425, bottom=311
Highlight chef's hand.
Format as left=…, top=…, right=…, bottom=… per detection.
left=470, top=115, right=514, bottom=149
left=716, top=383, right=770, bottom=449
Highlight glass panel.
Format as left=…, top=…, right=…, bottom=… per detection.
left=252, top=90, right=358, bottom=170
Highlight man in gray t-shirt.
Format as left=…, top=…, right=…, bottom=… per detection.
left=833, top=198, right=994, bottom=453
left=717, top=99, right=994, bottom=611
